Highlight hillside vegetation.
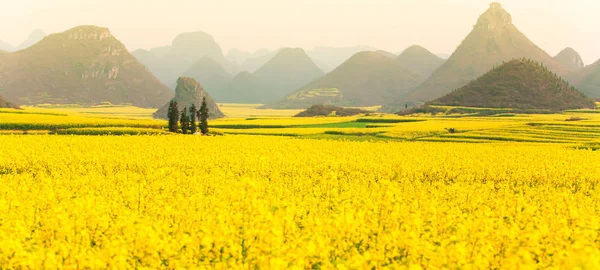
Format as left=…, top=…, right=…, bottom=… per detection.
left=396, top=45, right=445, bottom=80
left=218, top=48, right=324, bottom=104
left=294, top=105, right=369, bottom=117
left=0, top=95, right=20, bottom=109
left=573, top=60, right=600, bottom=98
left=427, top=59, right=594, bottom=111
left=0, top=26, right=173, bottom=107
left=382, top=3, right=572, bottom=112
left=267, top=51, right=422, bottom=109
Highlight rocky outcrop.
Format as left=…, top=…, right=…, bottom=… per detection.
left=0, top=25, right=173, bottom=107
left=153, top=77, right=225, bottom=119
left=381, top=2, right=571, bottom=112
left=132, top=31, right=235, bottom=88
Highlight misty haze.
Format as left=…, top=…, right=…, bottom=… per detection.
left=0, top=1, right=599, bottom=268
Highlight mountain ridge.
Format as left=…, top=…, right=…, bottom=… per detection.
left=396, top=45, right=445, bottom=81
left=0, top=25, right=173, bottom=107
left=382, top=2, right=572, bottom=112
left=265, top=51, right=422, bottom=109
left=154, top=77, right=225, bottom=119
left=427, top=59, right=594, bottom=111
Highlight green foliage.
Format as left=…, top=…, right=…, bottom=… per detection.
left=199, top=97, right=209, bottom=135
left=295, top=105, right=368, bottom=117
left=153, top=77, right=225, bottom=120
left=355, top=118, right=425, bottom=123
left=0, top=95, right=20, bottom=109
left=575, top=61, right=600, bottom=98
left=189, top=104, right=198, bottom=134
left=167, top=100, right=179, bottom=133
left=427, top=59, right=594, bottom=112
left=0, top=26, right=172, bottom=107
left=382, top=5, right=571, bottom=112
left=180, top=106, right=189, bottom=134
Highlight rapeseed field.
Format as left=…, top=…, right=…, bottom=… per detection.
left=1, top=136, right=599, bottom=268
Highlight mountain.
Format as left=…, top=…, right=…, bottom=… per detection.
left=396, top=45, right=445, bottom=80
left=554, top=48, right=585, bottom=70
left=0, top=40, right=13, bottom=52
left=307, top=46, right=377, bottom=72
left=250, top=48, right=324, bottom=103
left=382, top=2, right=571, bottom=111
left=218, top=72, right=264, bottom=103
left=154, top=77, right=224, bottom=119
left=181, top=57, right=232, bottom=101
left=376, top=50, right=397, bottom=59
left=427, top=59, right=594, bottom=111
left=0, top=26, right=173, bottom=107
left=572, top=60, right=600, bottom=98
left=132, top=31, right=234, bottom=88
left=226, top=48, right=271, bottom=66
left=265, top=51, right=422, bottom=109
left=0, top=95, right=20, bottom=109
left=149, top=46, right=171, bottom=58
left=237, top=49, right=280, bottom=73
left=15, top=29, right=46, bottom=51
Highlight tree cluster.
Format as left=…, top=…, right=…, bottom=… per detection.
left=167, top=97, right=210, bottom=134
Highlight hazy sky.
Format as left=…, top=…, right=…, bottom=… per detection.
left=1, top=0, right=599, bottom=64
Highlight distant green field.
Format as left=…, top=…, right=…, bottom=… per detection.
left=2, top=104, right=600, bottom=149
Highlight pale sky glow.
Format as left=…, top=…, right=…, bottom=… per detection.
left=1, top=0, right=599, bottom=64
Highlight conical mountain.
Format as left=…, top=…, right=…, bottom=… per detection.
left=132, top=31, right=235, bottom=88
left=396, top=45, right=445, bottom=80
left=0, top=26, right=173, bottom=107
left=428, top=59, right=594, bottom=111
left=15, top=29, right=46, bottom=51
left=266, top=51, right=423, bottom=109
left=251, top=48, right=324, bottom=103
left=181, top=57, right=232, bottom=101
left=307, top=46, right=377, bottom=72
left=154, top=77, right=224, bottom=119
left=384, top=3, right=570, bottom=111
left=554, top=48, right=585, bottom=70
left=572, top=60, right=600, bottom=98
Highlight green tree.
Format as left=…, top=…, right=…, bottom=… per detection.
left=189, top=104, right=198, bottom=134
left=199, top=97, right=210, bottom=135
left=180, top=106, right=189, bottom=134
left=167, top=100, right=179, bottom=133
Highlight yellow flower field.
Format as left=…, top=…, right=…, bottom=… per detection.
left=1, top=135, right=599, bottom=268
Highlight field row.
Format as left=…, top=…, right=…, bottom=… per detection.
left=2, top=107, right=600, bottom=148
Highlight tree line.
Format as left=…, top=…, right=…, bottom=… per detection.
left=166, top=97, right=210, bottom=134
